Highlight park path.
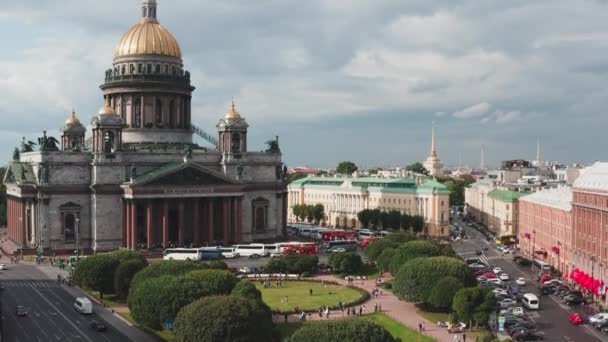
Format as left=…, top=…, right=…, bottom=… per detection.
left=273, top=274, right=456, bottom=342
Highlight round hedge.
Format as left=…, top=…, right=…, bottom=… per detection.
left=393, top=256, right=476, bottom=302
left=130, top=260, right=208, bottom=291
left=174, top=296, right=275, bottom=342
left=114, top=259, right=148, bottom=299
left=185, top=269, right=238, bottom=296
left=265, top=255, right=318, bottom=274
left=110, top=248, right=147, bottom=264
left=73, top=254, right=120, bottom=294
left=427, top=276, right=463, bottom=309
left=388, top=240, right=442, bottom=275
left=376, top=247, right=396, bottom=271
left=328, top=252, right=362, bottom=274
left=231, top=281, right=262, bottom=301
left=364, top=233, right=416, bottom=261
left=287, top=318, right=398, bottom=342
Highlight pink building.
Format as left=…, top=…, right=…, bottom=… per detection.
left=571, top=162, right=608, bottom=299
left=519, top=187, right=572, bottom=277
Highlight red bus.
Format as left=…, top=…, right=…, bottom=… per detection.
left=282, top=244, right=318, bottom=256
left=320, top=230, right=359, bottom=241
left=359, top=237, right=382, bottom=250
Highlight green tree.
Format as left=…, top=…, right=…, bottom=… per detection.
left=110, top=248, right=147, bottom=264
left=328, top=252, right=362, bottom=274
left=452, top=287, right=496, bottom=328
left=368, top=209, right=381, bottom=229
left=388, top=240, right=442, bottom=275
left=336, top=161, right=358, bottom=175
left=185, top=269, right=238, bottom=296
left=291, top=204, right=303, bottom=222
left=427, top=276, right=463, bottom=310
left=392, top=256, right=476, bottom=302
left=357, top=209, right=372, bottom=228
left=312, top=203, right=324, bottom=224
left=287, top=318, right=398, bottom=342
left=399, top=213, right=411, bottom=230
left=305, top=205, right=314, bottom=222
left=231, top=281, right=262, bottom=301
left=266, top=255, right=318, bottom=274
left=411, top=215, right=425, bottom=234
left=364, top=232, right=417, bottom=261
left=406, top=162, right=429, bottom=175
left=114, top=259, right=148, bottom=299
left=387, top=211, right=401, bottom=230
left=73, top=254, right=120, bottom=295
left=130, top=259, right=207, bottom=291
left=174, top=296, right=276, bottom=342
left=378, top=211, right=389, bottom=230
left=376, top=248, right=396, bottom=271
left=297, top=205, right=307, bottom=222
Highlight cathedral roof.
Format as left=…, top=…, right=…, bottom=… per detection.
left=3, top=162, right=36, bottom=185
left=124, top=161, right=240, bottom=187
left=114, top=1, right=182, bottom=59
left=62, top=110, right=86, bottom=134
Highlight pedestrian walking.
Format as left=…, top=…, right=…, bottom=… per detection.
left=359, top=307, right=363, bottom=316
left=378, top=303, right=382, bottom=312
left=374, top=303, right=378, bottom=312
left=419, top=323, right=423, bottom=332
left=284, top=313, right=288, bottom=323
left=309, top=288, right=313, bottom=296
left=463, top=333, right=466, bottom=342
left=422, top=322, right=425, bottom=331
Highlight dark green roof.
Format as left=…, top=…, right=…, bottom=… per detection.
left=3, top=162, right=36, bottom=185
left=488, top=189, right=530, bottom=202
left=288, top=176, right=450, bottom=194
left=127, top=162, right=182, bottom=185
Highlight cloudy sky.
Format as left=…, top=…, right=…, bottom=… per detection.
left=1, top=0, right=607, bottom=169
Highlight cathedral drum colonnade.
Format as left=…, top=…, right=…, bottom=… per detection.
left=3, top=0, right=287, bottom=253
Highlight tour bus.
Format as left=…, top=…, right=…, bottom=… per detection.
left=163, top=248, right=222, bottom=261
left=198, top=247, right=223, bottom=260
left=233, top=244, right=270, bottom=258
left=325, top=240, right=359, bottom=252
left=319, top=230, right=359, bottom=241
left=219, top=247, right=239, bottom=258
left=356, top=229, right=378, bottom=240
left=283, top=244, right=318, bottom=256
left=275, top=242, right=317, bottom=253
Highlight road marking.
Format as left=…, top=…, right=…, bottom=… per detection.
left=30, top=286, right=95, bottom=342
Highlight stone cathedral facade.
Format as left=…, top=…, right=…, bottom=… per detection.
left=3, top=0, right=288, bottom=253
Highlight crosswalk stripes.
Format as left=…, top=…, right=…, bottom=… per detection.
left=1, top=280, right=58, bottom=288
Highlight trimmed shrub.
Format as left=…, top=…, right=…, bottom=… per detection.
left=186, top=269, right=238, bottom=296
left=393, top=256, right=476, bottom=302
left=174, top=296, right=276, bottom=342
left=427, top=276, right=463, bottom=309
left=208, top=260, right=228, bottom=270
left=114, top=259, right=148, bottom=299
left=265, top=255, right=318, bottom=274
left=130, top=260, right=207, bottom=291
left=231, top=281, right=262, bottom=301
left=110, top=249, right=147, bottom=264
left=388, top=240, right=442, bottom=275
left=287, top=318, right=398, bottom=342
left=73, top=254, right=120, bottom=294
left=452, top=287, right=496, bottom=327
left=328, top=252, right=363, bottom=274
left=364, top=232, right=417, bottom=261
left=376, top=247, right=396, bottom=271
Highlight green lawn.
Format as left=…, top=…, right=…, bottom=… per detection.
left=255, top=280, right=365, bottom=312
left=277, top=313, right=435, bottom=342
left=119, top=311, right=175, bottom=342
left=417, top=310, right=450, bottom=324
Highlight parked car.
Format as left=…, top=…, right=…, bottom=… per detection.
left=239, top=266, right=252, bottom=274
left=516, top=258, right=532, bottom=266
left=593, top=319, right=608, bottom=330
left=493, top=288, right=508, bottom=296
left=89, top=320, right=107, bottom=332
left=570, top=313, right=585, bottom=325
left=482, top=246, right=489, bottom=251
left=499, top=273, right=510, bottom=281
left=469, top=263, right=487, bottom=270
left=507, top=321, right=536, bottom=334
left=475, top=250, right=483, bottom=256
left=512, top=331, right=544, bottom=341
left=499, top=298, right=518, bottom=309
left=0, top=264, right=7, bottom=270
left=539, top=284, right=556, bottom=295
left=589, top=313, right=608, bottom=324
left=488, top=278, right=503, bottom=286
left=493, top=267, right=503, bottom=274
left=16, top=305, right=27, bottom=317
left=483, top=272, right=497, bottom=279
left=543, top=279, right=562, bottom=286
left=477, top=276, right=489, bottom=282
left=513, top=255, right=523, bottom=262
left=563, top=295, right=585, bottom=306
left=500, top=307, right=525, bottom=317
left=521, top=293, right=540, bottom=310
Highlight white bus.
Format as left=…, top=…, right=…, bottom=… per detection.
left=163, top=248, right=200, bottom=261
left=357, top=229, right=377, bottom=240
left=233, top=244, right=269, bottom=258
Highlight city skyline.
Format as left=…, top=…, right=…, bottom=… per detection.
left=2, top=0, right=608, bottom=168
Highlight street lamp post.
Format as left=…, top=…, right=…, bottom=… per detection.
left=75, top=217, right=80, bottom=258
left=531, top=230, right=536, bottom=259
left=557, top=241, right=562, bottom=275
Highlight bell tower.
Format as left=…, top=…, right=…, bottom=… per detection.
left=92, top=101, right=123, bottom=155
left=61, top=110, right=86, bottom=151
left=217, top=100, right=248, bottom=157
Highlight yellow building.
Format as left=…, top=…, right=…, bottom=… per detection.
left=287, top=177, right=450, bottom=237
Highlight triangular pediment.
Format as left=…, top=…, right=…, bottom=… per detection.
left=126, top=162, right=238, bottom=187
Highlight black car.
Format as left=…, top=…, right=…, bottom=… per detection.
left=539, top=284, right=557, bottom=295
left=89, top=320, right=107, bottom=332
left=512, top=331, right=544, bottom=341
left=16, top=305, right=27, bottom=317
left=507, top=322, right=536, bottom=334
left=516, top=258, right=532, bottom=266
left=594, top=320, right=608, bottom=330
left=476, top=250, right=483, bottom=256
left=563, top=295, right=585, bottom=306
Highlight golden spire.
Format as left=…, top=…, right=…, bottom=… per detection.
left=224, top=99, right=241, bottom=120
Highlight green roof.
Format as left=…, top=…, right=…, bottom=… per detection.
left=3, top=162, right=36, bottom=185
left=128, top=162, right=182, bottom=185
left=488, top=189, right=530, bottom=202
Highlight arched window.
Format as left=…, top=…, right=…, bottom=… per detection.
left=104, top=131, right=115, bottom=153
left=143, top=7, right=147, bottom=17
left=231, top=133, right=241, bottom=153
left=129, top=64, right=135, bottom=74
left=134, top=98, right=141, bottom=127
left=255, top=207, right=265, bottom=231
left=169, top=99, right=175, bottom=128
left=121, top=65, right=126, bottom=75
left=156, top=98, right=163, bottom=127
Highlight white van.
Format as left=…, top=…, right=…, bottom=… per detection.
left=521, top=293, right=539, bottom=310
left=73, top=297, right=93, bottom=314
left=233, top=244, right=268, bottom=258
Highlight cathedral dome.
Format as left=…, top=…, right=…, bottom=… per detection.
left=224, top=101, right=242, bottom=120
left=114, top=22, right=181, bottom=59
left=65, top=110, right=81, bottom=126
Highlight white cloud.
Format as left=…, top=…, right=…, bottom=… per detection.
left=435, top=111, right=446, bottom=117
left=453, top=102, right=492, bottom=119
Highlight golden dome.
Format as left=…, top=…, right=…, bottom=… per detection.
left=114, top=21, right=181, bottom=59
left=98, top=104, right=117, bottom=116
left=224, top=100, right=242, bottom=120
left=65, top=110, right=81, bottom=125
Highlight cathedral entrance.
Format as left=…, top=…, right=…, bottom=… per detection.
left=168, top=209, right=179, bottom=246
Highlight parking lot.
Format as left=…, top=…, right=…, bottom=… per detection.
left=452, top=217, right=605, bottom=342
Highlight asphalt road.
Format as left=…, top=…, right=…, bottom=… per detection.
left=452, top=217, right=605, bottom=342
left=0, top=264, right=131, bottom=342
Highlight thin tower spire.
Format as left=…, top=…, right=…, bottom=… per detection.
left=430, top=121, right=437, bottom=157
left=536, top=138, right=541, bottom=164
left=480, top=144, right=485, bottom=171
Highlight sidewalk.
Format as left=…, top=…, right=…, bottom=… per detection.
left=274, top=274, right=456, bottom=342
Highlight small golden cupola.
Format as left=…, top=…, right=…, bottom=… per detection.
left=61, top=110, right=86, bottom=151
left=218, top=100, right=249, bottom=157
